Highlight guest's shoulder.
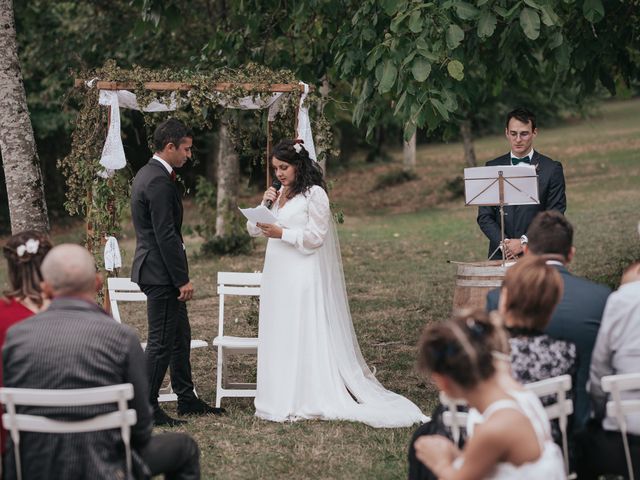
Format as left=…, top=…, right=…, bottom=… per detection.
left=568, top=274, right=612, bottom=298
left=534, top=152, right=562, bottom=167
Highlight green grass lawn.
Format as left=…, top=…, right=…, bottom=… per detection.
left=1, top=98, right=639, bottom=479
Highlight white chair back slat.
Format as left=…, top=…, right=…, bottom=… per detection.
left=217, top=286, right=262, bottom=296
left=217, top=272, right=262, bottom=285
left=2, top=410, right=137, bottom=434
left=107, top=278, right=141, bottom=290
left=109, top=292, right=147, bottom=302
left=0, top=384, right=134, bottom=406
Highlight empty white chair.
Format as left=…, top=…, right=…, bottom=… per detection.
left=212, top=272, right=262, bottom=407
left=0, top=384, right=137, bottom=480
left=107, top=277, right=207, bottom=402
left=602, top=372, right=640, bottom=480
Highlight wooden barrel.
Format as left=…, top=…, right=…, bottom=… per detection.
left=451, top=261, right=509, bottom=312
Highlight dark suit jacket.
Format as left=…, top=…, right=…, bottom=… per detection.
left=2, top=298, right=153, bottom=479
left=477, top=151, right=566, bottom=259
left=486, top=264, right=611, bottom=430
left=131, top=158, right=189, bottom=287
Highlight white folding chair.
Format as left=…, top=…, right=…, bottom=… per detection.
left=107, top=277, right=208, bottom=402
left=524, top=374, right=573, bottom=477
left=0, top=384, right=137, bottom=480
left=439, top=391, right=469, bottom=445
left=212, top=272, right=261, bottom=407
left=602, top=372, right=640, bottom=480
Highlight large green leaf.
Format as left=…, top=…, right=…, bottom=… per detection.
left=408, top=11, right=423, bottom=33
left=447, top=59, right=464, bottom=80
left=381, top=0, right=406, bottom=17
left=540, top=5, right=560, bottom=26
left=520, top=7, right=541, bottom=40
left=430, top=98, right=450, bottom=120
left=548, top=31, right=563, bottom=49
left=583, top=0, right=605, bottom=23
left=477, top=10, right=497, bottom=38
left=378, top=59, right=398, bottom=93
left=446, top=24, right=465, bottom=49
left=411, top=57, right=432, bottom=81
left=455, top=2, right=480, bottom=20
left=523, top=0, right=542, bottom=9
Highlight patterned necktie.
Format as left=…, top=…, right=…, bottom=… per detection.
left=170, top=171, right=177, bottom=182
left=511, top=156, right=530, bottom=165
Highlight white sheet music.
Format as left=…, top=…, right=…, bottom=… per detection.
left=239, top=205, right=278, bottom=224
left=464, top=165, right=539, bottom=206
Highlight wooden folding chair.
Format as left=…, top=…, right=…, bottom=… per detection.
left=212, top=272, right=261, bottom=408
left=0, top=384, right=137, bottom=480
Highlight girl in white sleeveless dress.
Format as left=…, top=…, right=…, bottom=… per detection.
left=247, top=139, right=425, bottom=428
left=414, top=311, right=565, bottom=479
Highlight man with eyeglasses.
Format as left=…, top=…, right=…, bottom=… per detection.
left=477, top=107, right=567, bottom=260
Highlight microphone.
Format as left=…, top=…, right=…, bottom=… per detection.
left=265, top=179, right=282, bottom=209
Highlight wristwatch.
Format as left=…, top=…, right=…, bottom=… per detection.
left=520, top=235, right=528, bottom=246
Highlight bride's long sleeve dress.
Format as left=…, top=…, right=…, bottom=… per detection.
left=247, top=185, right=426, bottom=428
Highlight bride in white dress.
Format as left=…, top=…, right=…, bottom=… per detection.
left=246, top=139, right=425, bottom=428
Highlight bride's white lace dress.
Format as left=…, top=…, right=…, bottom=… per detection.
left=247, top=185, right=426, bottom=428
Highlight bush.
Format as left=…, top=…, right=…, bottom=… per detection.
left=200, top=231, right=253, bottom=256
left=373, top=169, right=418, bottom=190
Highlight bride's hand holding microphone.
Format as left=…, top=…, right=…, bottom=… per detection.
left=259, top=179, right=283, bottom=238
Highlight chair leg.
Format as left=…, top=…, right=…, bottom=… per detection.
left=215, top=347, right=224, bottom=408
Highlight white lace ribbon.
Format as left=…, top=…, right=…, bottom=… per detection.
left=103, top=236, right=122, bottom=272
left=296, top=82, right=317, bottom=161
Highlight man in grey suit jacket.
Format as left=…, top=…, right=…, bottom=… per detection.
left=486, top=211, right=610, bottom=431
left=3, top=244, right=200, bottom=479
left=478, top=108, right=566, bottom=260
left=131, top=119, right=220, bottom=426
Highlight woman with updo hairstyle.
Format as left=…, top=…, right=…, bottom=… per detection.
left=246, top=139, right=424, bottom=427
left=413, top=310, right=565, bottom=479
left=1, top=230, right=52, bottom=453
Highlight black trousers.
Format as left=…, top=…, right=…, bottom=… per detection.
left=138, top=432, right=200, bottom=480
left=574, top=420, right=640, bottom=479
left=140, top=285, right=196, bottom=407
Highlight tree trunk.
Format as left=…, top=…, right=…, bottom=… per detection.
left=460, top=119, right=477, bottom=167
left=402, top=131, right=416, bottom=172
left=215, top=121, right=239, bottom=237
left=0, top=0, right=49, bottom=233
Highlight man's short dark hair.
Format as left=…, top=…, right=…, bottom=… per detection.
left=527, top=211, right=573, bottom=259
left=153, top=119, right=193, bottom=152
left=506, top=107, right=537, bottom=130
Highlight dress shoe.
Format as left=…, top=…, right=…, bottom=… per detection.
left=154, top=406, right=187, bottom=427
left=177, top=397, right=225, bottom=416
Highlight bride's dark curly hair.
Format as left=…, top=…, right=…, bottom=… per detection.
left=271, top=139, right=327, bottom=199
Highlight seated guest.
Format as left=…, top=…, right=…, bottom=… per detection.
left=499, top=255, right=576, bottom=444
left=413, top=312, right=565, bottom=479
left=575, top=262, right=640, bottom=479
left=0, top=231, right=52, bottom=454
left=3, top=244, right=200, bottom=480
left=487, top=211, right=611, bottom=430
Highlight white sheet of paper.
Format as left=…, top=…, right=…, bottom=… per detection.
left=464, top=165, right=539, bottom=206
left=239, top=205, right=278, bottom=224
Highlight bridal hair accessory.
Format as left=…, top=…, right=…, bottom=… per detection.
left=16, top=239, right=40, bottom=257
left=293, top=139, right=304, bottom=154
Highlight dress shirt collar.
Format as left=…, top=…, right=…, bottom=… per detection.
left=510, top=148, right=534, bottom=164
left=152, top=154, right=173, bottom=174
left=545, top=260, right=565, bottom=267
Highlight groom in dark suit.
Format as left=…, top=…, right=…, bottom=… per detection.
left=131, top=118, right=221, bottom=426
left=477, top=108, right=567, bottom=260
left=486, top=211, right=611, bottom=431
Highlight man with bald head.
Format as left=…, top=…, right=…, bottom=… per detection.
left=3, top=244, right=201, bottom=480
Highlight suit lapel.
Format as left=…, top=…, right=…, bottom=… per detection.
left=149, top=158, right=183, bottom=228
